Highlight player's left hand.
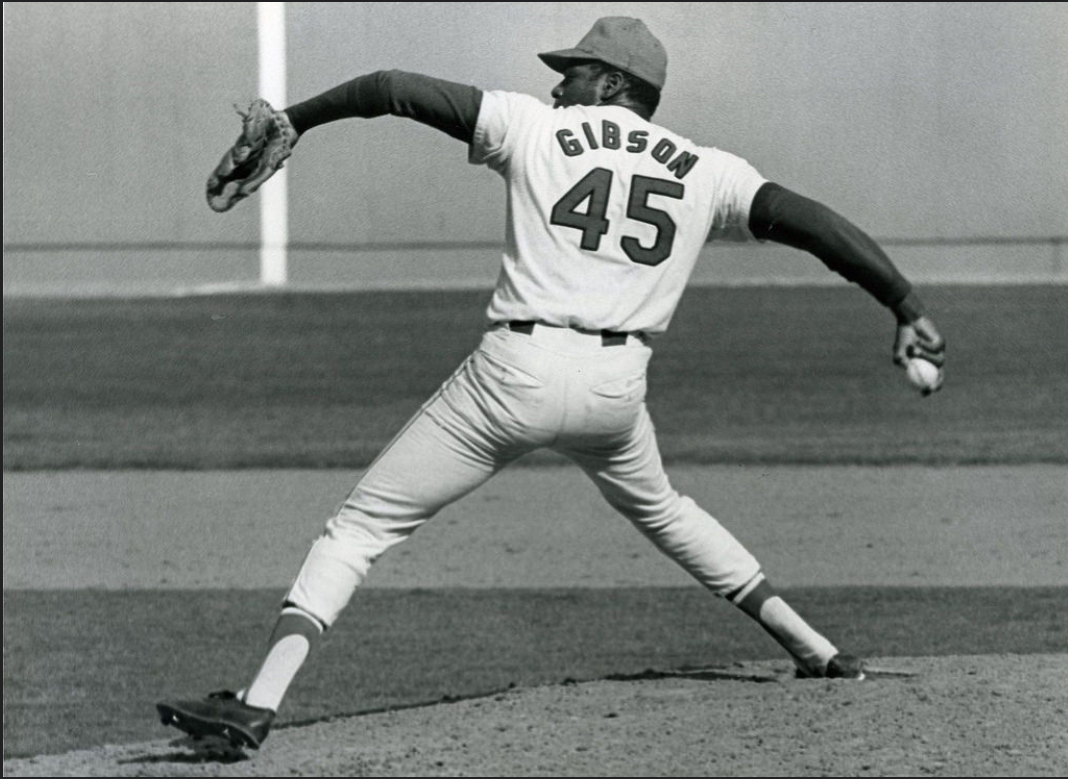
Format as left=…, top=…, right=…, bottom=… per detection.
left=206, top=99, right=299, bottom=213
left=893, top=315, right=946, bottom=393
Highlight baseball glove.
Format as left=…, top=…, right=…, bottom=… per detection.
left=206, top=99, right=298, bottom=213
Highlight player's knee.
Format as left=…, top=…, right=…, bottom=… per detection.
left=326, top=499, right=429, bottom=553
left=617, top=490, right=689, bottom=526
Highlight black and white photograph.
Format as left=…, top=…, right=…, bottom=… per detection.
left=4, top=3, right=1066, bottom=775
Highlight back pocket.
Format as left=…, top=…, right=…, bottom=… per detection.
left=477, top=348, right=546, bottom=389
left=590, top=372, right=646, bottom=401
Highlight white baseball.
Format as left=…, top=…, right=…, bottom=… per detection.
left=906, top=357, right=941, bottom=392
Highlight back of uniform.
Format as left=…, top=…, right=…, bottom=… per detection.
left=471, top=92, right=768, bottom=335
left=282, top=90, right=768, bottom=626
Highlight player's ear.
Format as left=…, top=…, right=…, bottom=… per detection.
left=600, top=71, right=627, bottom=101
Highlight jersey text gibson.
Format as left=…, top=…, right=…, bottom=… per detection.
left=555, top=120, right=699, bottom=180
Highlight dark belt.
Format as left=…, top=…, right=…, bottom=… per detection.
left=507, top=320, right=631, bottom=347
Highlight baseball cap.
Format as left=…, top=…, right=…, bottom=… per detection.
left=538, top=17, right=667, bottom=90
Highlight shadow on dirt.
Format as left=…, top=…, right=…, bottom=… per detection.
left=605, top=665, right=784, bottom=683
left=278, top=663, right=788, bottom=732
left=117, top=736, right=249, bottom=766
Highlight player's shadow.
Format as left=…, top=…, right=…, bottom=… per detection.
left=120, top=751, right=247, bottom=766
left=278, top=665, right=783, bottom=731
left=118, top=737, right=249, bottom=766
left=604, top=665, right=784, bottom=684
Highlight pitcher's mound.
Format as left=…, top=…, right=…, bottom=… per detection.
left=5, top=654, right=1066, bottom=777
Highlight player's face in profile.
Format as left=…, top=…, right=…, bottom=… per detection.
left=551, top=62, right=606, bottom=108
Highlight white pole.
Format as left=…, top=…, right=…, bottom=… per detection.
left=258, top=2, right=287, bottom=286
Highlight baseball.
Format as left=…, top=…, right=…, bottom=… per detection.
left=906, top=357, right=941, bottom=392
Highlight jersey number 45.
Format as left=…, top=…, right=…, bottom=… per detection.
left=550, top=167, right=684, bottom=267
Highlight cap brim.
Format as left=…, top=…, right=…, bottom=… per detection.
left=538, top=48, right=597, bottom=74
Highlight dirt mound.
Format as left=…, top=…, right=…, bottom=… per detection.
left=6, top=654, right=1065, bottom=777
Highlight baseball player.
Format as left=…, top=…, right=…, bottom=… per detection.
left=159, top=17, right=946, bottom=751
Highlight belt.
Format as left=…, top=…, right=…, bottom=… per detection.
left=505, top=320, right=635, bottom=347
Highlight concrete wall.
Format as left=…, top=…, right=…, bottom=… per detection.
left=4, top=2, right=1067, bottom=294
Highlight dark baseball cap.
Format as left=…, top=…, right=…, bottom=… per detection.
left=538, top=17, right=667, bottom=90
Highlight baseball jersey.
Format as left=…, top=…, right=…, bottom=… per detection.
left=470, top=91, right=768, bottom=335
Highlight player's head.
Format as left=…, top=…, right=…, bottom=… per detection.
left=539, top=17, right=666, bottom=118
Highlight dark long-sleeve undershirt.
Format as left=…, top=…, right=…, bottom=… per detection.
left=748, top=182, right=914, bottom=310
left=284, top=70, right=482, bottom=143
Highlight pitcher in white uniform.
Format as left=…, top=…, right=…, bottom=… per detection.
left=158, top=17, right=945, bottom=751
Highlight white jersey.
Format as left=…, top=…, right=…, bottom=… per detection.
left=470, top=90, right=768, bottom=335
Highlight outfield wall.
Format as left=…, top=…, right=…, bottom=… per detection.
left=4, top=3, right=1067, bottom=294
left=4, top=240, right=1065, bottom=297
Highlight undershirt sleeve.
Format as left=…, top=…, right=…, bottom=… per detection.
left=748, top=182, right=912, bottom=307
left=284, top=70, right=483, bottom=143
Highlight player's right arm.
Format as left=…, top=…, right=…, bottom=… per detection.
left=748, top=182, right=946, bottom=378
left=283, top=70, right=483, bottom=143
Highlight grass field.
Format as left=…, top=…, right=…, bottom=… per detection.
left=5, top=285, right=1067, bottom=468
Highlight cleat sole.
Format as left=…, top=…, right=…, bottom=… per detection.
left=156, top=702, right=260, bottom=749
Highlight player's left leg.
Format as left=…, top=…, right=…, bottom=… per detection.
left=559, top=405, right=861, bottom=678
left=246, top=349, right=543, bottom=711
left=160, top=342, right=550, bottom=745
left=234, top=405, right=512, bottom=714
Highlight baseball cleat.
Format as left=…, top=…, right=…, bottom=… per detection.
left=796, top=653, right=867, bottom=680
left=824, top=653, right=866, bottom=679
left=156, top=690, right=275, bottom=750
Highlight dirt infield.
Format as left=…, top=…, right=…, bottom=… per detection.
left=4, top=465, right=1067, bottom=589
left=5, top=654, right=1066, bottom=777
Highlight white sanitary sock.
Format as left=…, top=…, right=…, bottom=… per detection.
left=758, top=595, right=837, bottom=672
left=243, top=635, right=312, bottom=711
left=242, top=606, right=323, bottom=711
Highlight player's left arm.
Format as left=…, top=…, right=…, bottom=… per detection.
left=748, top=182, right=946, bottom=379
left=207, top=72, right=483, bottom=212
left=283, top=70, right=483, bottom=143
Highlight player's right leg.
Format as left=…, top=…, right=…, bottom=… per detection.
left=559, top=406, right=863, bottom=679
left=560, top=406, right=763, bottom=593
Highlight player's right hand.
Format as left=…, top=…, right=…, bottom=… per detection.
left=893, top=315, right=946, bottom=370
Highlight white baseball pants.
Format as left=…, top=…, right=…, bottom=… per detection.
left=286, top=324, right=761, bottom=626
